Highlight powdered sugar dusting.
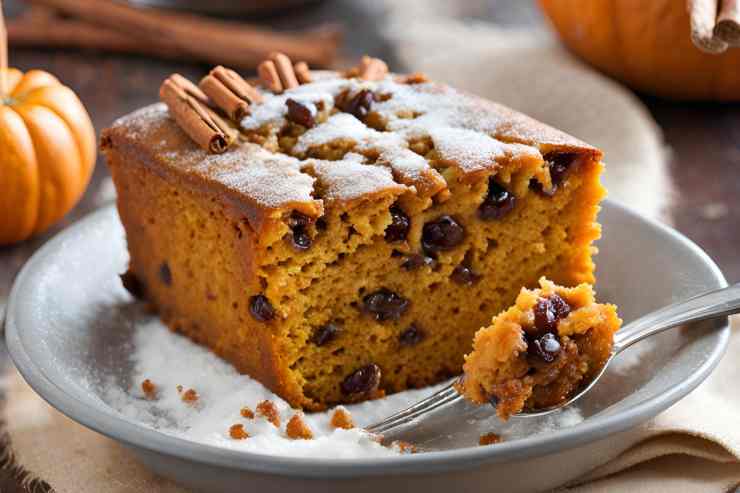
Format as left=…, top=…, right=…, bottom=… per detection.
left=241, top=77, right=350, bottom=131
left=303, top=156, right=409, bottom=202
left=370, top=143, right=447, bottom=195
left=294, top=113, right=382, bottom=153
left=109, top=71, right=591, bottom=214
left=111, top=103, right=169, bottom=139
left=375, top=144, right=431, bottom=181
left=429, top=127, right=509, bottom=173
left=199, top=145, right=316, bottom=208
left=295, top=113, right=445, bottom=194
left=257, top=76, right=544, bottom=179
left=109, top=106, right=317, bottom=210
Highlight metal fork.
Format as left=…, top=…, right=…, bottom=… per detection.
left=365, top=382, right=462, bottom=435
left=366, top=282, right=740, bottom=436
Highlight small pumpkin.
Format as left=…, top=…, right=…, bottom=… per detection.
left=0, top=68, right=96, bottom=245
left=538, top=0, right=740, bottom=101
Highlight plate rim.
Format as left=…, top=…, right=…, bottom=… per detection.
left=4, top=200, right=730, bottom=478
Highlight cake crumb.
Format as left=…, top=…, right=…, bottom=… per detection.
left=256, top=400, right=280, bottom=427
left=393, top=441, right=417, bottom=454
left=240, top=406, right=255, bottom=419
left=479, top=432, right=502, bottom=446
left=286, top=414, right=313, bottom=440
left=229, top=423, right=249, bottom=440
left=176, top=384, right=183, bottom=393
left=181, top=388, right=199, bottom=405
left=330, top=407, right=354, bottom=429
left=141, top=379, right=157, bottom=399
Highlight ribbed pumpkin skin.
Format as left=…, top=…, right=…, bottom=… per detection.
left=539, top=0, right=740, bottom=101
left=0, top=69, right=96, bottom=245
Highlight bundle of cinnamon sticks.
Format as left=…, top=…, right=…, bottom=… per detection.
left=689, top=0, right=740, bottom=53
left=6, top=0, right=342, bottom=68
left=158, top=53, right=389, bottom=154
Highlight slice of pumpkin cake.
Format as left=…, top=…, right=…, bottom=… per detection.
left=102, top=55, right=606, bottom=411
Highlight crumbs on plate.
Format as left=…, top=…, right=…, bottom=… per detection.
left=257, top=400, right=280, bottom=427
left=479, top=432, right=502, bottom=446
left=286, top=414, right=313, bottom=440
left=229, top=423, right=249, bottom=440
left=330, top=407, right=355, bottom=430
left=181, top=388, right=199, bottom=405
left=393, top=441, right=417, bottom=454
left=141, top=378, right=157, bottom=399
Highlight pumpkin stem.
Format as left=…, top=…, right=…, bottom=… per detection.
left=0, top=0, right=7, bottom=99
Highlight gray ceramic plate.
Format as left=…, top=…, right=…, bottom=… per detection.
left=5, top=201, right=730, bottom=493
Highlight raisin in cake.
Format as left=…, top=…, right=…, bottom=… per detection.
left=458, top=278, right=621, bottom=419
left=102, top=69, right=606, bottom=411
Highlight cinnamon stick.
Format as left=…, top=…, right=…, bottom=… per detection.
left=270, top=52, right=299, bottom=91
left=0, top=0, right=8, bottom=97
left=688, top=0, right=728, bottom=53
left=357, top=56, right=389, bottom=81
left=159, top=74, right=236, bottom=154
left=7, top=15, right=186, bottom=60
left=199, top=66, right=262, bottom=122
left=26, top=0, right=341, bottom=67
left=715, top=0, right=740, bottom=46
left=294, top=61, right=312, bottom=84
left=257, top=60, right=283, bottom=93
left=258, top=52, right=307, bottom=93
left=23, top=5, right=56, bottom=21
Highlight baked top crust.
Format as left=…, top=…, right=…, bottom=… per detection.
left=102, top=71, right=602, bottom=230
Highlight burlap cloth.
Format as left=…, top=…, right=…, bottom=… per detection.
left=1, top=5, right=738, bottom=493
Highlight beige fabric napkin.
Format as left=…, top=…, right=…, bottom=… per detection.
left=565, top=319, right=740, bottom=491
left=1, top=365, right=183, bottom=492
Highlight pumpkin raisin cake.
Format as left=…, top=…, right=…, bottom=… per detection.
left=458, top=278, right=621, bottom=419
left=102, top=69, right=606, bottom=411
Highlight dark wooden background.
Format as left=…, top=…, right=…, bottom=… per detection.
left=0, top=0, right=738, bottom=487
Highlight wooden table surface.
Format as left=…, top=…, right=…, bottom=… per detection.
left=0, top=0, right=738, bottom=488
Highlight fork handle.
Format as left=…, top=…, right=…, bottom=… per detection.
left=614, top=282, right=739, bottom=353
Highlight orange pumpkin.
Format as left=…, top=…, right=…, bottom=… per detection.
left=0, top=68, right=96, bottom=245
left=539, top=0, right=740, bottom=101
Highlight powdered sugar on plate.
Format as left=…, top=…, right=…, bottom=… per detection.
left=104, top=318, right=417, bottom=458
left=102, top=315, right=584, bottom=459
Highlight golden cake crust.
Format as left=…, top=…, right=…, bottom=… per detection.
left=102, top=71, right=601, bottom=230
left=101, top=106, right=322, bottom=234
